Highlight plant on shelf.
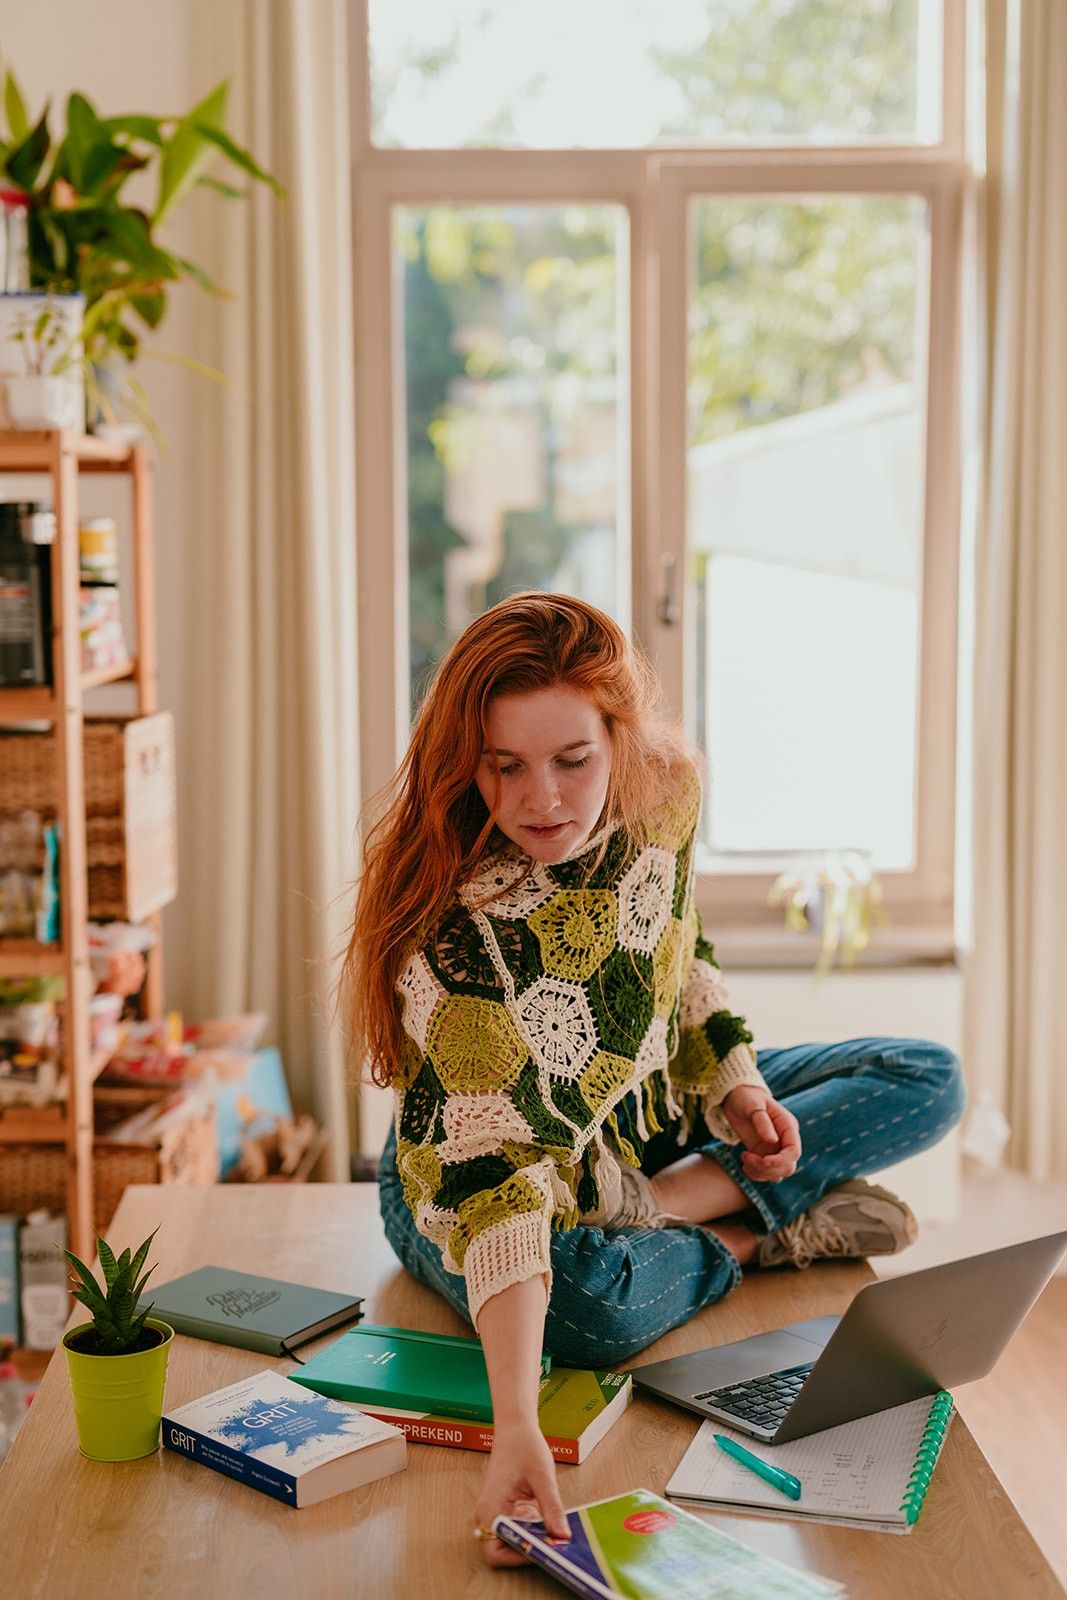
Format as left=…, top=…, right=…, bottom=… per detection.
left=0, top=64, right=283, bottom=435
left=10, top=299, right=70, bottom=377
left=0, top=974, right=65, bottom=1007
left=2, top=294, right=85, bottom=429
left=60, top=1227, right=174, bottom=1461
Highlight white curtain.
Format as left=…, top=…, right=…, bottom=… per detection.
left=965, top=0, right=1067, bottom=1177
left=173, top=0, right=359, bottom=1178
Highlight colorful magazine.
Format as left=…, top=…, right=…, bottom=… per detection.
left=493, top=1487, right=844, bottom=1600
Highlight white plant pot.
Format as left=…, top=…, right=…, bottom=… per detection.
left=3, top=373, right=81, bottom=430
left=0, top=291, right=85, bottom=433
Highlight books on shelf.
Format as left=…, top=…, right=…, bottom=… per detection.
left=493, top=1487, right=844, bottom=1600
left=290, top=1323, right=551, bottom=1424
left=137, top=1264, right=363, bottom=1356
left=361, top=1366, right=631, bottom=1464
left=666, top=1393, right=955, bottom=1534
left=162, top=1369, right=406, bottom=1508
left=0, top=1215, right=18, bottom=1345
left=18, top=1210, right=67, bottom=1350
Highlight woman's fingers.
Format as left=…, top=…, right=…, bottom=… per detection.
left=750, top=1107, right=779, bottom=1146
left=744, top=1155, right=798, bottom=1180
left=483, top=1538, right=529, bottom=1569
left=532, top=1469, right=571, bottom=1543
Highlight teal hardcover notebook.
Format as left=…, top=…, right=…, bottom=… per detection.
left=290, top=1324, right=551, bottom=1423
left=136, top=1266, right=363, bottom=1356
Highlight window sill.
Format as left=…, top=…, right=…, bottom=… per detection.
left=705, top=922, right=959, bottom=973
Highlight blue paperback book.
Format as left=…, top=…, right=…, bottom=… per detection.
left=163, top=1369, right=406, bottom=1507
left=0, top=1215, right=18, bottom=1345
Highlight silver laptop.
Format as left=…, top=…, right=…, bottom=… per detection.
left=632, top=1229, right=1067, bottom=1444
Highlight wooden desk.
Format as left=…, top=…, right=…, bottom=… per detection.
left=1, top=1185, right=1061, bottom=1600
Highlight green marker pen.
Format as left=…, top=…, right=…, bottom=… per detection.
left=713, top=1433, right=803, bottom=1501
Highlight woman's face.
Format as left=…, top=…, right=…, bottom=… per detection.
left=475, top=684, right=612, bottom=863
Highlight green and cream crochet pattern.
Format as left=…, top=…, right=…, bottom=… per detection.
left=393, top=767, right=767, bottom=1323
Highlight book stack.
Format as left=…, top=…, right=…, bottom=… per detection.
left=290, top=1324, right=631, bottom=1464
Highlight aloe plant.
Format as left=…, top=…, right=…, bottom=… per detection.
left=62, top=1228, right=160, bottom=1356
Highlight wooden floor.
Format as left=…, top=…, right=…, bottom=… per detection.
left=876, top=1170, right=1067, bottom=1590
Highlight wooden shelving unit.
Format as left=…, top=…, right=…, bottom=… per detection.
left=0, top=428, right=163, bottom=1260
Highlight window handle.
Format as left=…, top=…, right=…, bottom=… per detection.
left=658, top=552, right=679, bottom=626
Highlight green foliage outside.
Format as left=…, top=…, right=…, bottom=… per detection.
left=384, top=1, right=925, bottom=697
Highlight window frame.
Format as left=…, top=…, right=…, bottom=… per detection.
left=349, top=0, right=971, bottom=967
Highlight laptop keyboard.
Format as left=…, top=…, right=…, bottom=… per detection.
left=693, top=1361, right=815, bottom=1431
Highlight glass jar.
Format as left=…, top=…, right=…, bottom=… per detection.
left=0, top=187, right=31, bottom=293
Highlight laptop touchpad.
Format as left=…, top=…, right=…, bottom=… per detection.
left=687, top=1328, right=828, bottom=1388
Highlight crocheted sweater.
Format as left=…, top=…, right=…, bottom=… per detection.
left=392, top=768, right=767, bottom=1324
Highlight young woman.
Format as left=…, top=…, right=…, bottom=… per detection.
left=343, top=593, right=965, bottom=1565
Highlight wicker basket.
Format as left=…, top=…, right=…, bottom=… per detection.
left=0, top=1104, right=217, bottom=1234
left=0, top=713, right=178, bottom=922
left=93, top=1081, right=173, bottom=1134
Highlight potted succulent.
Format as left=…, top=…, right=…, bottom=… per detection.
left=0, top=66, right=283, bottom=438
left=61, top=1227, right=173, bottom=1461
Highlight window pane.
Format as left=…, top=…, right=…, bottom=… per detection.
left=688, top=195, right=929, bottom=870
left=370, top=0, right=941, bottom=149
left=395, top=205, right=629, bottom=713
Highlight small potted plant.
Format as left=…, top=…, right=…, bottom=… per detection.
left=61, top=1227, right=173, bottom=1461
left=3, top=294, right=85, bottom=430
left=0, top=70, right=284, bottom=439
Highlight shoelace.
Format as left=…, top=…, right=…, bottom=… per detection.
left=775, top=1214, right=851, bottom=1269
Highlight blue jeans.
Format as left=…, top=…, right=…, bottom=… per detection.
left=378, top=1037, right=965, bottom=1367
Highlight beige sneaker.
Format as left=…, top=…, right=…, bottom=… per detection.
left=758, top=1179, right=918, bottom=1270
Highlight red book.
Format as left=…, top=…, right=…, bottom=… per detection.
left=362, top=1367, right=631, bottom=1465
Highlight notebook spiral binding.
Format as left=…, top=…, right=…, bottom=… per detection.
left=899, top=1391, right=955, bottom=1525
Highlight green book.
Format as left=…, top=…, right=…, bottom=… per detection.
left=290, top=1323, right=551, bottom=1423
left=136, top=1265, right=363, bottom=1356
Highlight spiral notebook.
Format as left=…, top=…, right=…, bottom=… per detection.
left=667, top=1392, right=954, bottom=1535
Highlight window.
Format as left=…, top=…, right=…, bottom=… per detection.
left=352, top=0, right=968, bottom=962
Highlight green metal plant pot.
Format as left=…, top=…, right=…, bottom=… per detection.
left=62, top=1317, right=174, bottom=1461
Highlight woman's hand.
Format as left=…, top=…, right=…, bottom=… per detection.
left=473, top=1419, right=570, bottom=1567
left=722, top=1085, right=801, bottom=1183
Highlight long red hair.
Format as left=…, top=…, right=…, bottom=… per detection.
left=342, top=592, right=691, bottom=1087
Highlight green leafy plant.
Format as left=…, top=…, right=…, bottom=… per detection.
left=9, top=298, right=74, bottom=376
left=0, top=974, right=65, bottom=1006
left=0, top=64, right=283, bottom=425
left=62, top=1228, right=160, bottom=1356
